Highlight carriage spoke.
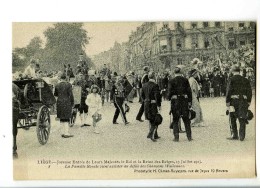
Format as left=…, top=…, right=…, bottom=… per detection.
left=40, top=128, right=45, bottom=142
left=43, top=129, right=49, bottom=141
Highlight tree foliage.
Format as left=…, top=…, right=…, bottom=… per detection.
left=42, top=23, right=93, bottom=70
left=12, top=36, right=43, bottom=72
left=13, top=23, right=94, bottom=73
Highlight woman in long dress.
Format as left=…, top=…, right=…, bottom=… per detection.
left=54, top=73, right=74, bottom=138
left=188, top=69, right=204, bottom=127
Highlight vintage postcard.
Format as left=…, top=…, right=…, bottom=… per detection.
left=12, top=21, right=256, bottom=180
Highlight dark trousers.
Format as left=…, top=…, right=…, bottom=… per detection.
left=113, top=97, right=127, bottom=124
left=230, top=112, right=246, bottom=140
left=172, top=115, right=191, bottom=139
left=136, top=102, right=144, bottom=120
left=147, top=122, right=158, bottom=139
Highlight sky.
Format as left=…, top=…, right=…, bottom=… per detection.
left=12, top=22, right=142, bottom=57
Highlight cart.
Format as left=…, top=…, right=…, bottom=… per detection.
left=13, top=79, right=56, bottom=145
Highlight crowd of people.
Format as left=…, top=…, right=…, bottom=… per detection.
left=12, top=46, right=255, bottom=159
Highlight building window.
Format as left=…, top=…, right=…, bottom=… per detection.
left=240, top=41, right=246, bottom=46
left=239, top=22, right=245, bottom=30
left=204, top=39, right=210, bottom=48
left=228, top=39, right=235, bottom=49
left=176, top=22, right=184, bottom=28
left=203, top=22, right=209, bottom=28
left=177, top=58, right=182, bottom=65
left=249, top=22, right=256, bottom=29
left=177, top=43, right=182, bottom=50
left=163, top=22, right=169, bottom=29
left=191, top=22, right=197, bottom=29
left=215, top=22, right=221, bottom=28
left=228, top=27, right=234, bottom=31
left=239, top=22, right=245, bottom=28
left=176, top=38, right=182, bottom=50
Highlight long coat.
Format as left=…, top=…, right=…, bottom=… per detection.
left=54, top=81, right=74, bottom=119
left=141, top=80, right=161, bottom=121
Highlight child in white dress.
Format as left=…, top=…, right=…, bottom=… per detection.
left=85, top=85, right=102, bottom=134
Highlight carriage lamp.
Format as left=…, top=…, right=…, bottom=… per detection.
left=36, top=81, right=44, bottom=88
left=36, top=81, right=44, bottom=101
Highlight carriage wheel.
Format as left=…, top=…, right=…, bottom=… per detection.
left=36, top=105, right=51, bottom=145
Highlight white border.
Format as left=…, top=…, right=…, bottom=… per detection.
left=0, top=0, right=259, bottom=187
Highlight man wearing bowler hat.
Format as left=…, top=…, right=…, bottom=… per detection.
left=226, top=65, right=252, bottom=141
left=168, top=66, right=193, bottom=142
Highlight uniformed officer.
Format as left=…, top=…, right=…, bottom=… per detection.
left=168, top=66, right=193, bottom=142
left=226, top=65, right=252, bottom=141
left=136, top=66, right=150, bottom=122
left=111, top=75, right=129, bottom=125
left=141, top=71, right=162, bottom=142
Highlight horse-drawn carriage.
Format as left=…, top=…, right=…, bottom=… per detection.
left=13, top=78, right=56, bottom=145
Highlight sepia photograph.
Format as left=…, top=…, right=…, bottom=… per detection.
left=12, top=21, right=256, bottom=180
left=0, top=0, right=259, bottom=187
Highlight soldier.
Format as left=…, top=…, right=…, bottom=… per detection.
left=111, top=75, right=129, bottom=125
left=226, top=65, right=252, bottom=141
left=136, top=66, right=150, bottom=122
left=168, top=66, right=193, bottom=142
left=141, top=71, right=162, bottom=142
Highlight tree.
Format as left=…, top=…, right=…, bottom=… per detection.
left=42, top=23, right=93, bottom=70
left=12, top=36, right=43, bottom=72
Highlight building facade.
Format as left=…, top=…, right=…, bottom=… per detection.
left=128, top=21, right=256, bottom=73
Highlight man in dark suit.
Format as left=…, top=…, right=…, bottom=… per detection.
left=141, top=71, right=162, bottom=142
left=168, top=66, right=193, bottom=142
left=136, top=66, right=150, bottom=122
left=226, top=65, right=252, bottom=141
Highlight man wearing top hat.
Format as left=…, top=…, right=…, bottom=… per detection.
left=136, top=66, right=150, bottom=122
left=226, top=65, right=252, bottom=141
left=168, top=66, right=193, bottom=142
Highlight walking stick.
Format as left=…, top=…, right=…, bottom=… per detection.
left=169, top=110, right=172, bottom=129
left=229, top=113, right=233, bottom=137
